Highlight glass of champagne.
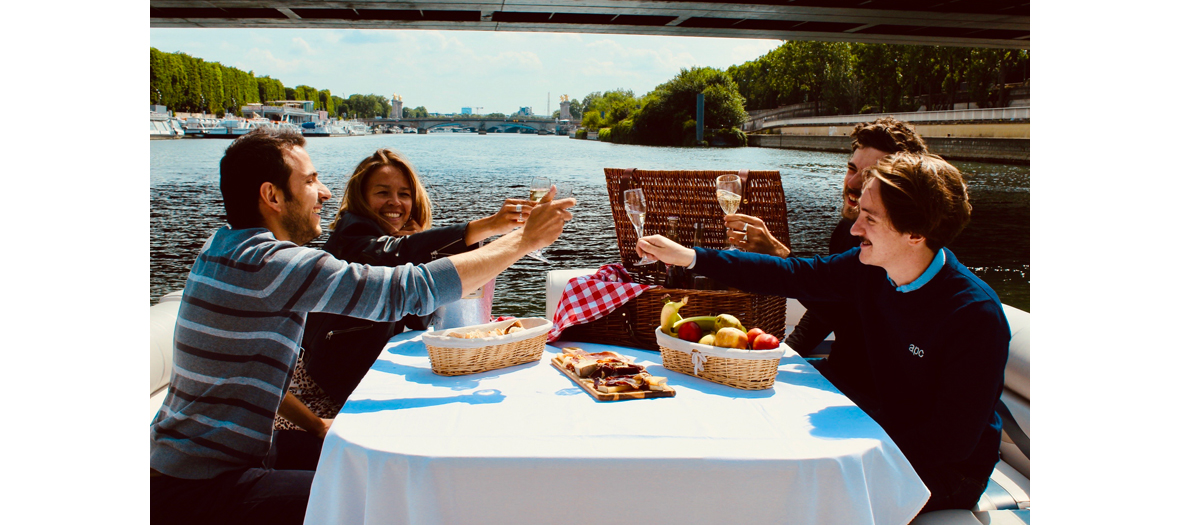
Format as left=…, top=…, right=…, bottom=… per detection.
left=525, top=176, right=551, bottom=263
left=624, top=188, right=657, bottom=265
left=716, top=174, right=743, bottom=250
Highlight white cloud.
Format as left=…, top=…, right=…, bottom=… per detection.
left=291, top=37, right=314, bottom=55
left=240, top=48, right=308, bottom=76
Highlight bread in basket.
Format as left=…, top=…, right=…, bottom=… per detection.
left=421, top=318, right=552, bottom=376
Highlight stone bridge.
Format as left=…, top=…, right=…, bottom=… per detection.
left=360, top=116, right=580, bottom=134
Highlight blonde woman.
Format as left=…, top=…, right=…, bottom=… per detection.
left=275, top=148, right=535, bottom=433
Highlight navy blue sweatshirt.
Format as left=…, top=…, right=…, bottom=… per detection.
left=693, top=247, right=1009, bottom=487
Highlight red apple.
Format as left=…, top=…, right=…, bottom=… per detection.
left=745, top=328, right=766, bottom=348
left=752, top=333, right=780, bottom=350
left=677, top=321, right=703, bottom=343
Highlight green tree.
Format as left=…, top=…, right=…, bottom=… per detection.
left=257, top=76, right=285, bottom=104
left=403, top=106, right=430, bottom=118
left=630, top=67, right=747, bottom=146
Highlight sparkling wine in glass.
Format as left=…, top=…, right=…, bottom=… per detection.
left=525, top=176, right=551, bottom=263
left=716, top=174, right=743, bottom=250
left=624, top=188, right=657, bottom=265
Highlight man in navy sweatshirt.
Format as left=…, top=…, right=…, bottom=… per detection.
left=637, top=152, right=1008, bottom=513
left=725, top=117, right=929, bottom=412
left=149, top=128, right=575, bottom=525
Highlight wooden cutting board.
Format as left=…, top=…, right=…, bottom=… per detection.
left=550, top=358, right=676, bottom=401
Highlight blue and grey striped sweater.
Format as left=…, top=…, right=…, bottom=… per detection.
left=149, top=226, right=462, bottom=479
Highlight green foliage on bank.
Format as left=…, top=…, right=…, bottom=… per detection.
left=632, top=67, right=747, bottom=147
left=403, top=106, right=431, bottom=118
left=728, top=41, right=1031, bottom=114
left=149, top=48, right=411, bottom=119
left=576, top=68, right=748, bottom=147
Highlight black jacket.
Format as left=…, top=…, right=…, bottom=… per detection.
left=302, top=211, right=475, bottom=405
left=785, top=218, right=874, bottom=409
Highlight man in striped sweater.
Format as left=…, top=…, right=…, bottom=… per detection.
left=150, top=128, right=574, bottom=525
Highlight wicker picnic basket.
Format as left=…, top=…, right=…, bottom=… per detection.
left=605, top=168, right=791, bottom=279
left=558, top=168, right=791, bottom=352
left=421, top=318, right=551, bottom=376
left=654, top=329, right=785, bottom=390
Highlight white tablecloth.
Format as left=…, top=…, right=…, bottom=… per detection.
left=305, top=331, right=929, bottom=525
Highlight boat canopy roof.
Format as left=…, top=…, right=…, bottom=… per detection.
left=150, top=0, right=1029, bottom=49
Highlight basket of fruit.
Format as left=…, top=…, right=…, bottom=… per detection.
left=653, top=297, right=786, bottom=390
left=421, top=318, right=552, bottom=376
left=559, top=287, right=787, bottom=352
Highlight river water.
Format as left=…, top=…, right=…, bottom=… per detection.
left=150, top=134, right=1030, bottom=315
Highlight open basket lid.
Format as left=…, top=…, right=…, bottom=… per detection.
left=604, top=168, right=790, bottom=282
left=421, top=317, right=552, bottom=349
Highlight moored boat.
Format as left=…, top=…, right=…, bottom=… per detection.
left=301, top=120, right=349, bottom=137
left=205, top=117, right=272, bottom=138
left=150, top=107, right=184, bottom=140
left=343, top=120, right=372, bottom=135
left=181, top=116, right=219, bottom=138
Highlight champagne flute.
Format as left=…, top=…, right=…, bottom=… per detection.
left=624, top=188, right=657, bottom=265
left=716, top=174, right=743, bottom=250
left=525, top=176, right=551, bottom=263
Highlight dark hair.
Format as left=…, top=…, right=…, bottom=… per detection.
left=219, top=127, right=307, bottom=229
left=864, top=153, right=971, bottom=250
left=850, top=117, right=927, bottom=155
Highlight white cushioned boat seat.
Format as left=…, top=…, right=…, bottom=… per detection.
left=973, top=510, right=1030, bottom=525
left=544, top=268, right=598, bottom=321
left=909, top=509, right=1030, bottom=525
left=998, top=389, right=1030, bottom=480
left=784, top=298, right=806, bottom=326
left=971, top=305, right=1031, bottom=512
left=1001, top=305, right=1030, bottom=401
left=975, top=460, right=1030, bottom=511
left=997, top=305, right=1031, bottom=481
left=150, top=291, right=183, bottom=420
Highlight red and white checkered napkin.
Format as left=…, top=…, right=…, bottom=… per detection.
left=547, top=263, right=653, bottom=343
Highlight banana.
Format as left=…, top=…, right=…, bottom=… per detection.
left=673, top=315, right=718, bottom=332
left=660, top=295, right=689, bottom=335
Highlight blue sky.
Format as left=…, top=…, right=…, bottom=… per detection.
left=149, top=28, right=782, bottom=115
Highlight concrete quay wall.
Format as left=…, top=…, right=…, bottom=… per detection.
left=748, top=134, right=1029, bottom=165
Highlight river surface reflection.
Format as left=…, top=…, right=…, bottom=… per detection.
left=150, top=133, right=1030, bottom=314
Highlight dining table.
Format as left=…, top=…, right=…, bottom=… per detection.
left=303, top=330, right=930, bottom=525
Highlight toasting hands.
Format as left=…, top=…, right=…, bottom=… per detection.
left=725, top=213, right=790, bottom=258
left=636, top=235, right=696, bottom=267
left=520, top=186, right=575, bottom=252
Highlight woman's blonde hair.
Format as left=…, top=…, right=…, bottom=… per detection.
left=331, top=148, right=433, bottom=233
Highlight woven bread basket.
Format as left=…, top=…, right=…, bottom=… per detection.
left=421, top=318, right=551, bottom=376
left=654, top=328, right=785, bottom=390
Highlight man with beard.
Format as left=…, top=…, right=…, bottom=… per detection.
left=724, top=117, right=927, bottom=409
left=640, top=153, right=1008, bottom=513
left=149, top=128, right=575, bottom=525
